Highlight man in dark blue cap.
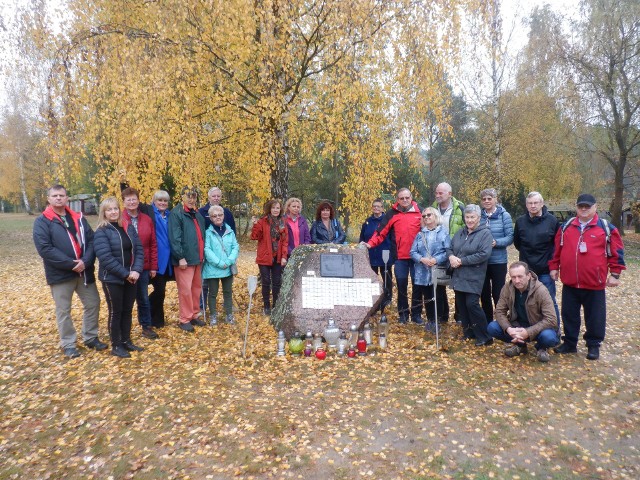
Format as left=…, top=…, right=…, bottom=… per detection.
left=549, top=194, right=626, bottom=360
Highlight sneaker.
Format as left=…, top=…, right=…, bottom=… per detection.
left=141, top=327, right=159, bottom=339
left=554, top=343, right=577, bottom=354
left=63, top=347, right=81, bottom=358
left=263, top=307, right=271, bottom=316
left=111, top=345, right=131, bottom=358
left=123, top=341, right=144, bottom=352
left=425, top=321, right=437, bottom=334
left=84, top=338, right=108, bottom=351
left=190, top=318, right=206, bottom=327
left=505, top=343, right=527, bottom=357
left=474, top=338, right=494, bottom=347
left=225, top=313, right=235, bottom=325
left=179, top=322, right=195, bottom=332
left=412, top=317, right=425, bottom=326
left=586, top=346, right=600, bottom=360
left=537, top=348, right=550, bottom=363
left=209, top=312, right=218, bottom=326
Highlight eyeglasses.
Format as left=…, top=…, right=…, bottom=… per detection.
left=210, top=214, right=224, bottom=218
left=422, top=214, right=433, bottom=218
left=398, top=196, right=411, bottom=200
left=481, top=197, right=495, bottom=201
left=577, top=204, right=593, bottom=209
left=124, top=198, right=139, bottom=203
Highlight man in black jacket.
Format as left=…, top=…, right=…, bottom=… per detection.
left=33, top=185, right=107, bottom=358
left=513, top=191, right=560, bottom=324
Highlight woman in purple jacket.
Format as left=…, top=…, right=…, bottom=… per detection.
left=284, top=197, right=312, bottom=255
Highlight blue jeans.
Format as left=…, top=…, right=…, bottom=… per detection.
left=487, top=321, right=559, bottom=350
left=135, top=270, right=152, bottom=328
left=394, top=260, right=421, bottom=321
left=537, top=273, right=560, bottom=330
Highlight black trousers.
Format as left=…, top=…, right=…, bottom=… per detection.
left=259, top=261, right=283, bottom=309
left=455, top=291, right=490, bottom=342
left=561, top=285, right=607, bottom=347
left=149, top=273, right=171, bottom=327
left=414, top=284, right=436, bottom=322
left=435, top=285, right=451, bottom=321
left=102, top=281, right=137, bottom=346
left=481, top=263, right=507, bottom=322
left=371, top=265, right=393, bottom=308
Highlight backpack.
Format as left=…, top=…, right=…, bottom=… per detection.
left=560, top=217, right=612, bottom=257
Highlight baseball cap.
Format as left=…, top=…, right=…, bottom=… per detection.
left=576, top=193, right=596, bottom=206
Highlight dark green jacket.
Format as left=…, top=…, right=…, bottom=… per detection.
left=432, top=197, right=465, bottom=238
left=168, top=204, right=206, bottom=266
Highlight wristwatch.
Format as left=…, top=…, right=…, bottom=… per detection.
left=611, top=273, right=620, bottom=279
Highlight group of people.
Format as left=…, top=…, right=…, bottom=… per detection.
left=360, top=185, right=625, bottom=362
left=34, top=185, right=239, bottom=358
left=35, top=182, right=625, bottom=363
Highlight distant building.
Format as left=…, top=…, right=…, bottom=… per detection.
left=68, top=194, right=98, bottom=215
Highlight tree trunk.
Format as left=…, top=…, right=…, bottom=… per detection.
left=18, top=153, right=32, bottom=215
left=270, top=123, right=289, bottom=200
left=610, top=160, right=625, bottom=232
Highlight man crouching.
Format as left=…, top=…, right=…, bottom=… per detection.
left=487, top=261, right=559, bottom=363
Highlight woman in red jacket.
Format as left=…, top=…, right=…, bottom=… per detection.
left=121, top=187, right=159, bottom=340
left=251, top=199, right=288, bottom=315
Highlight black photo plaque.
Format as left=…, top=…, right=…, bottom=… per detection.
left=320, top=254, right=354, bottom=278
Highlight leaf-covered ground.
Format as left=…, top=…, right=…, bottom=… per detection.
left=1, top=214, right=638, bottom=479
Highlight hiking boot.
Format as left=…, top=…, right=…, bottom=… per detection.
left=111, top=345, right=131, bottom=358
left=586, top=345, right=600, bottom=360
left=474, top=338, right=494, bottom=347
left=209, top=312, right=218, bottom=326
left=554, top=343, right=577, bottom=354
left=63, top=347, right=81, bottom=359
left=141, top=327, right=159, bottom=339
left=425, top=321, right=437, bottom=334
left=123, top=340, right=144, bottom=352
left=505, top=343, right=527, bottom=357
left=180, top=322, right=195, bottom=332
left=84, top=338, right=108, bottom=351
left=537, top=348, right=550, bottom=363
left=225, top=313, right=235, bottom=325
left=412, top=317, right=425, bottom=326
left=191, top=318, right=206, bottom=327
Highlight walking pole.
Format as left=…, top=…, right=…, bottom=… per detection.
left=243, top=275, right=258, bottom=358
left=432, top=266, right=440, bottom=350
left=382, top=249, right=390, bottom=313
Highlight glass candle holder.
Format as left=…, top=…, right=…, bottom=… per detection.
left=324, top=318, right=340, bottom=348
left=276, top=331, right=286, bottom=356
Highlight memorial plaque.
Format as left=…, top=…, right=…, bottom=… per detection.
left=271, top=244, right=383, bottom=338
left=320, top=253, right=354, bottom=278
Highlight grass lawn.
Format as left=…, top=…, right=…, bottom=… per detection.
left=0, top=213, right=638, bottom=479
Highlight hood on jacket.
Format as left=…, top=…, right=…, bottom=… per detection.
left=481, top=205, right=506, bottom=220
left=392, top=200, right=420, bottom=213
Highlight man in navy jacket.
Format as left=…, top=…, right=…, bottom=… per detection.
left=513, top=191, right=560, bottom=323
left=33, top=185, right=107, bottom=358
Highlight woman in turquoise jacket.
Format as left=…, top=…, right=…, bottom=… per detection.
left=203, top=205, right=239, bottom=325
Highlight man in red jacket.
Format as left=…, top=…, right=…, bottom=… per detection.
left=364, top=188, right=422, bottom=324
left=549, top=194, right=625, bottom=360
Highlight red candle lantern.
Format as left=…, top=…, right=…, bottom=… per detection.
left=315, top=347, right=327, bottom=360
left=357, top=332, right=367, bottom=356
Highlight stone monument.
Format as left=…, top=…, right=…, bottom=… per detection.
left=271, top=243, right=383, bottom=338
